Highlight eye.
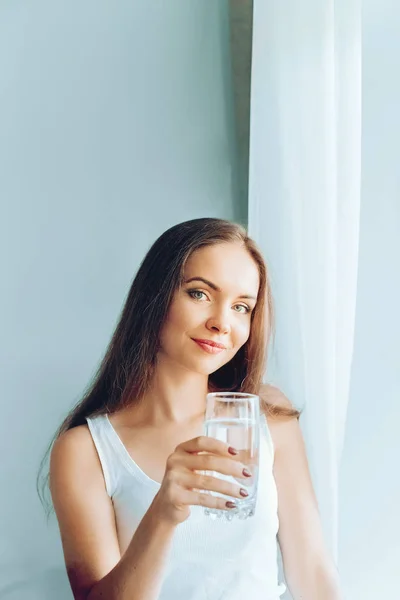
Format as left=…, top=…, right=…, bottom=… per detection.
left=187, top=289, right=208, bottom=301
left=233, top=304, right=251, bottom=314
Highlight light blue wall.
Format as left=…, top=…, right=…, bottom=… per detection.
left=338, top=1, right=400, bottom=597
left=0, top=2, right=241, bottom=597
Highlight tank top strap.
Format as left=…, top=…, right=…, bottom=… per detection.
left=260, top=413, right=275, bottom=462
left=86, top=414, right=120, bottom=498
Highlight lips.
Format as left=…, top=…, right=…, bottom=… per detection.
left=192, top=338, right=227, bottom=354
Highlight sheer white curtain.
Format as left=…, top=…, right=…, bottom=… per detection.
left=249, top=1, right=362, bottom=561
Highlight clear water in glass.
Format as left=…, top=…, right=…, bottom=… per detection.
left=203, top=393, right=260, bottom=521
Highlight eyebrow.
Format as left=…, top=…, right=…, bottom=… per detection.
left=184, top=277, right=257, bottom=301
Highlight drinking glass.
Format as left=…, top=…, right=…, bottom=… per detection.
left=203, top=392, right=260, bottom=520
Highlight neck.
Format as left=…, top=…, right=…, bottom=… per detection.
left=134, top=355, right=209, bottom=426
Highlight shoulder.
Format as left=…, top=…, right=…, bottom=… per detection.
left=259, top=383, right=294, bottom=410
left=259, top=382, right=300, bottom=422
left=51, top=424, right=93, bottom=461
left=50, top=424, right=104, bottom=494
left=259, top=383, right=302, bottom=454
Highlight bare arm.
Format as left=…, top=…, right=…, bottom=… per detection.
left=50, top=425, right=175, bottom=600
left=50, top=426, right=247, bottom=600
left=87, top=504, right=175, bottom=600
left=265, top=386, right=343, bottom=600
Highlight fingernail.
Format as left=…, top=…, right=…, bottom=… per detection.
left=242, top=468, right=252, bottom=477
left=226, top=501, right=237, bottom=509
left=228, top=446, right=238, bottom=455
left=240, top=488, right=249, bottom=497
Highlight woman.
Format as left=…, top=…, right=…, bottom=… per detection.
left=39, top=218, right=342, bottom=600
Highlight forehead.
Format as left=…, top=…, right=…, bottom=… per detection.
left=184, top=243, right=260, bottom=295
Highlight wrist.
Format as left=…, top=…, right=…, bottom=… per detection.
left=146, top=496, right=178, bottom=534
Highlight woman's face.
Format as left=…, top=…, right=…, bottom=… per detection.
left=158, top=242, right=260, bottom=376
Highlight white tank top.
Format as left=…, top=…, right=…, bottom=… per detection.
left=86, top=413, right=287, bottom=600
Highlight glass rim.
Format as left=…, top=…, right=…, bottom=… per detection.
left=206, top=392, right=259, bottom=400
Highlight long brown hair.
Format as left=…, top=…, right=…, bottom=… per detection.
left=37, top=218, right=300, bottom=513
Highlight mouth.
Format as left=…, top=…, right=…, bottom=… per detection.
left=192, top=338, right=227, bottom=355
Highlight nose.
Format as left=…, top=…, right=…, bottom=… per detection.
left=206, top=313, right=231, bottom=336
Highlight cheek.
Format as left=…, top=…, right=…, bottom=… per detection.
left=233, top=318, right=252, bottom=345
left=167, top=300, right=195, bottom=330
left=160, top=298, right=198, bottom=344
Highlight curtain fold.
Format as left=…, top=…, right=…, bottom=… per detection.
left=249, top=0, right=362, bottom=562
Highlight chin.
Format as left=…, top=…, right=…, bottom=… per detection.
left=186, top=361, right=220, bottom=377
left=190, top=355, right=233, bottom=377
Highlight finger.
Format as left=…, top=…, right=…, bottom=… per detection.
left=179, top=452, right=252, bottom=480
left=179, top=471, right=248, bottom=501
left=176, top=435, right=238, bottom=457
left=180, top=488, right=239, bottom=511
